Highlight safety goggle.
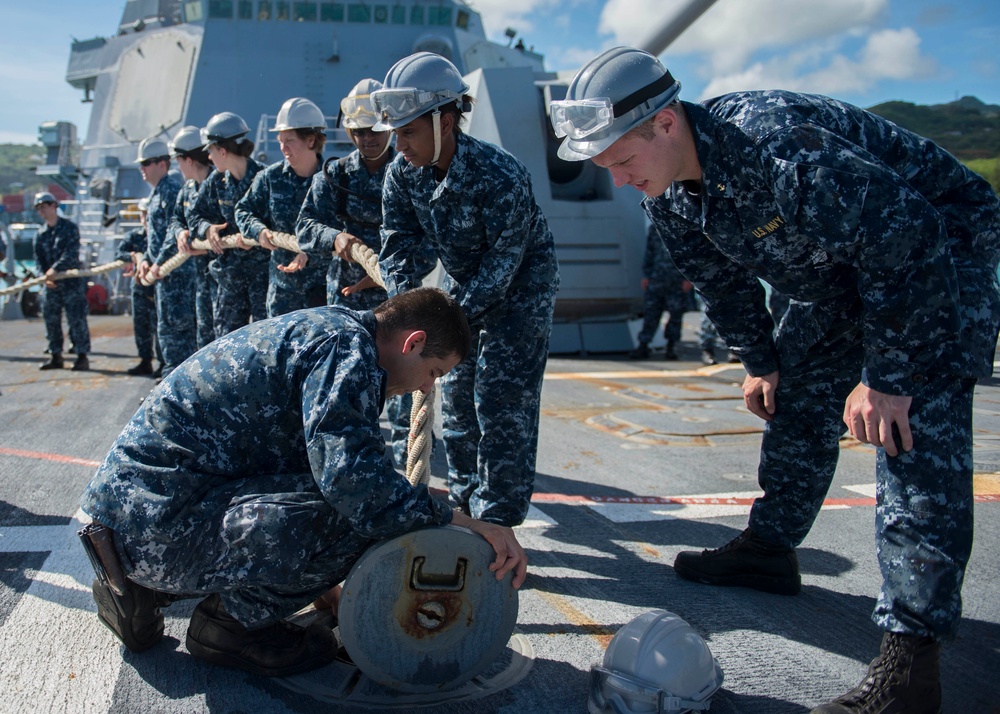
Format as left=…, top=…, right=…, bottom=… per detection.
left=549, top=98, right=614, bottom=140
left=370, top=88, right=460, bottom=122
left=589, top=667, right=711, bottom=713
left=340, top=94, right=377, bottom=123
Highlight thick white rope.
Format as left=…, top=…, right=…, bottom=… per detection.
left=0, top=260, right=126, bottom=297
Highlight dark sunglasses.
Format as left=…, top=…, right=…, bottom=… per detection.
left=140, top=158, right=163, bottom=167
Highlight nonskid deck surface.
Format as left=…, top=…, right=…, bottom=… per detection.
left=1, top=314, right=998, bottom=713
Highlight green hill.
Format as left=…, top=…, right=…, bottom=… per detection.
left=866, top=95, right=1000, bottom=161
left=0, top=143, right=48, bottom=197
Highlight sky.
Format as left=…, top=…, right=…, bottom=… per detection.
left=0, top=0, right=997, bottom=145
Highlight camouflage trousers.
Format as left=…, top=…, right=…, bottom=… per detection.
left=42, top=278, right=90, bottom=355
left=155, top=264, right=198, bottom=378
left=748, top=299, right=976, bottom=639
left=210, top=255, right=269, bottom=339
left=636, top=278, right=689, bottom=346
left=114, top=471, right=373, bottom=627
left=130, top=282, right=159, bottom=362
left=442, top=296, right=554, bottom=526
left=266, top=249, right=328, bottom=317
left=193, top=256, right=216, bottom=349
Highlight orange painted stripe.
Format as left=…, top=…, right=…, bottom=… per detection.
left=0, top=446, right=100, bottom=468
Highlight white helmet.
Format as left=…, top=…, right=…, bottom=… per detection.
left=340, top=78, right=383, bottom=130
left=201, top=111, right=250, bottom=146
left=169, top=125, right=205, bottom=157
left=589, top=610, right=723, bottom=714
left=270, top=97, right=327, bottom=132
left=136, top=137, right=171, bottom=163
left=551, top=46, right=681, bottom=162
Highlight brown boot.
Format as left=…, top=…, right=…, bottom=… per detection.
left=673, top=527, right=801, bottom=595
left=186, top=594, right=338, bottom=676
left=810, top=632, right=941, bottom=713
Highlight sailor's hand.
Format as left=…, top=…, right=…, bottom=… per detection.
left=312, top=584, right=342, bottom=615
left=843, top=383, right=913, bottom=457
left=278, top=252, right=309, bottom=273
left=44, top=268, right=58, bottom=289
left=334, top=232, right=362, bottom=262
left=121, top=261, right=135, bottom=277
left=743, top=370, right=779, bottom=421
left=177, top=229, right=206, bottom=256
left=136, top=260, right=151, bottom=282
left=341, top=275, right=377, bottom=296
left=451, top=511, right=527, bottom=589
left=148, top=264, right=162, bottom=282
left=258, top=229, right=276, bottom=251
left=235, top=234, right=254, bottom=251
left=206, top=224, right=226, bottom=254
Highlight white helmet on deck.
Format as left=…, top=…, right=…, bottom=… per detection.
left=589, top=609, right=723, bottom=713
left=340, top=79, right=383, bottom=130
left=270, top=97, right=327, bottom=132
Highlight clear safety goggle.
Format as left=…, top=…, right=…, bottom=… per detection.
left=549, top=98, right=614, bottom=140
left=589, top=667, right=710, bottom=713
left=370, top=88, right=460, bottom=122
left=340, top=94, right=376, bottom=122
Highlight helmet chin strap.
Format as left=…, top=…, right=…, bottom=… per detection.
left=430, top=110, right=442, bottom=166
left=353, top=131, right=392, bottom=162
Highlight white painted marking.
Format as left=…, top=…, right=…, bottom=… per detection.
left=516, top=504, right=558, bottom=529
left=0, top=510, right=120, bottom=712
left=844, top=483, right=877, bottom=498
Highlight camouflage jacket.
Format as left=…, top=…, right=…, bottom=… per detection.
left=162, top=172, right=213, bottom=262
left=380, top=132, right=560, bottom=324
left=643, top=226, right=685, bottom=285
left=143, top=173, right=182, bottom=266
left=645, top=92, right=1000, bottom=395
left=190, top=158, right=269, bottom=266
left=115, top=227, right=147, bottom=262
left=80, top=307, right=453, bottom=542
left=235, top=157, right=330, bottom=285
left=35, top=217, right=81, bottom=273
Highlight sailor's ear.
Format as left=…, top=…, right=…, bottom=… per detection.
left=401, top=330, right=427, bottom=355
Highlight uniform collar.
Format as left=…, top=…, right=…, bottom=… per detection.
left=683, top=101, right=740, bottom=199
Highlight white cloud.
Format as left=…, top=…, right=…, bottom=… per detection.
left=598, top=0, right=888, bottom=73
left=469, top=0, right=563, bottom=37
left=699, top=27, right=935, bottom=100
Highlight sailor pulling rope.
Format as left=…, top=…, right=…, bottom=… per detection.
left=0, top=260, right=126, bottom=297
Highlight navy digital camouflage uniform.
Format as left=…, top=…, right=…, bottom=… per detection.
left=190, top=157, right=269, bottom=338
left=235, top=157, right=329, bottom=317
left=145, top=172, right=196, bottom=378
left=79, top=307, right=453, bottom=627
left=645, top=92, right=1000, bottom=641
left=381, top=132, right=560, bottom=526
left=34, top=216, right=91, bottom=356
left=636, top=224, right=690, bottom=349
left=115, top=227, right=160, bottom=364
left=167, top=173, right=217, bottom=348
left=297, top=148, right=439, bottom=467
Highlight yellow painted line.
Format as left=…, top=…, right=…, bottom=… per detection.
left=974, top=474, right=1000, bottom=496
left=533, top=589, right=618, bottom=649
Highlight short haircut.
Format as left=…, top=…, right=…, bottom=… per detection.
left=294, top=128, right=327, bottom=153
left=177, top=147, right=211, bottom=166
left=374, top=287, right=471, bottom=361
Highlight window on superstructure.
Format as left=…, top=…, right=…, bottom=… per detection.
left=320, top=2, right=344, bottom=20
left=184, top=1, right=204, bottom=21
left=258, top=0, right=271, bottom=19
left=276, top=0, right=290, bottom=19
left=208, top=0, right=234, bottom=17
left=238, top=0, right=253, bottom=18
left=391, top=4, right=405, bottom=23
left=409, top=4, right=423, bottom=24
left=373, top=5, right=388, bottom=23
left=347, top=3, right=370, bottom=21
left=428, top=6, right=451, bottom=25
left=294, top=1, right=317, bottom=20
left=456, top=9, right=469, bottom=29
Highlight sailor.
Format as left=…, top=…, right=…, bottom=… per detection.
left=553, top=47, right=1000, bottom=714
left=629, top=224, right=691, bottom=360
left=114, top=199, right=161, bottom=376
left=373, top=52, right=560, bottom=526
left=189, top=111, right=268, bottom=338
left=33, top=192, right=91, bottom=371
left=79, top=287, right=527, bottom=676
left=234, top=97, right=330, bottom=317
left=135, top=137, right=193, bottom=380
left=296, top=78, right=438, bottom=468
left=167, top=125, right=217, bottom=349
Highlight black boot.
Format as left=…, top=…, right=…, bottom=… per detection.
left=700, top=348, right=717, bottom=365
left=72, top=354, right=89, bottom=371
left=186, top=594, right=339, bottom=676
left=673, top=528, right=801, bottom=595
left=127, top=359, right=154, bottom=376
left=628, top=343, right=651, bottom=360
left=810, top=632, right=942, bottom=713
left=663, top=341, right=679, bottom=361
left=92, top=577, right=170, bottom=652
left=152, top=364, right=163, bottom=379
left=40, top=354, right=64, bottom=370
